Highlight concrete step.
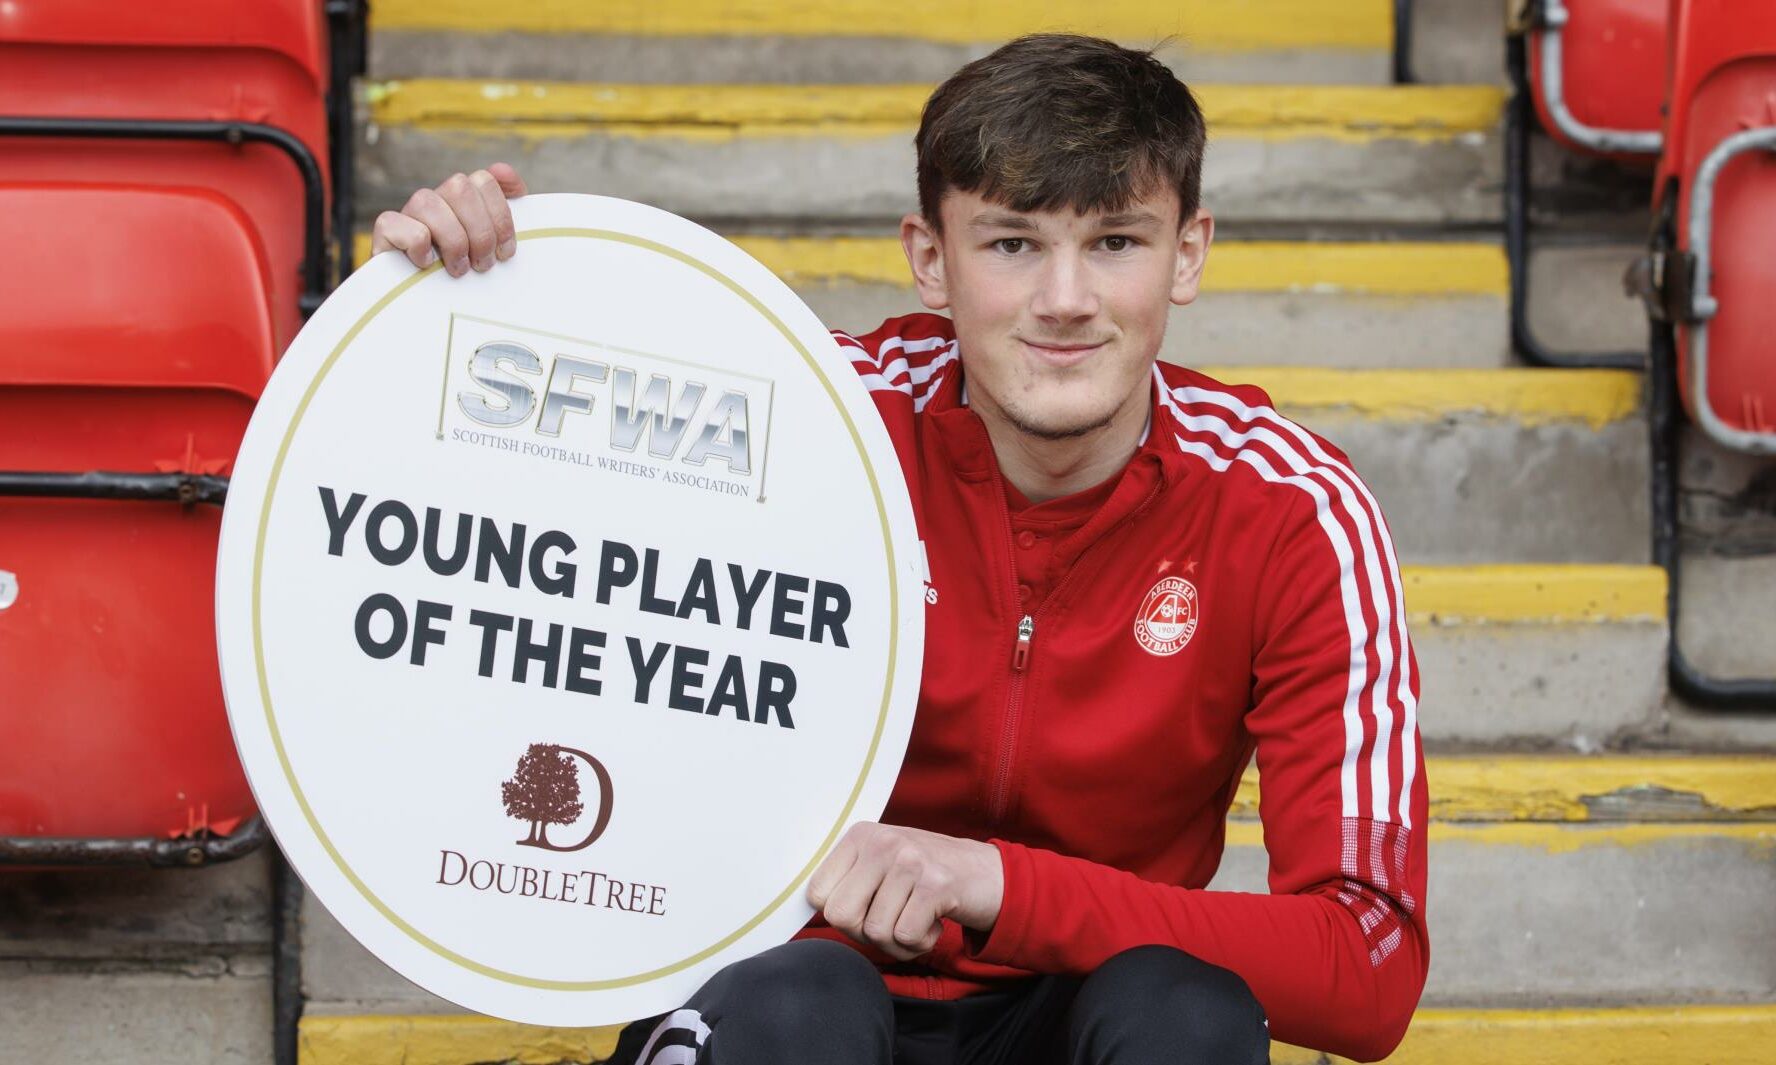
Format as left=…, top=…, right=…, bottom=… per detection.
left=357, top=81, right=1507, bottom=228
left=1400, top=562, right=1770, bottom=749
left=1521, top=241, right=1653, bottom=359
left=0, top=852, right=275, bottom=1063
left=365, top=0, right=1396, bottom=86
left=0, top=851, right=272, bottom=959
left=1287, top=1006, right=1776, bottom=1064
left=0, top=964, right=272, bottom=1065
left=1210, top=820, right=1776, bottom=1009
left=1406, top=565, right=1668, bottom=747
left=296, top=754, right=1775, bottom=1058
left=365, top=0, right=1521, bottom=94
left=1409, top=0, right=1508, bottom=87
left=1666, top=425, right=1776, bottom=726
left=1682, top=427, right=1776, bottom=557
left=1228, top=367, right=1647, bottom=565
left=1235, top=754, right=1776, bottom=822
left=297, top=1005, right=1776, bottom=1064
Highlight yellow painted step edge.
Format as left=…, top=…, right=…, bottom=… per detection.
left=301, top=1005, right=1776, bottom=1065
left=366, top=81, right=1507, bottom=142
left=369, top=0, right=1395, bottom=52
left=1222, top=820, right=1776, bottom=851
left=1232, top=755, right=1776, bottom=822
left=300, top=1013, right=621, bottom=1065
left=737, top=238, right=1509, bottom=294
left=356, top=232, right=1508, bottom=296
left=1282, top=1004, right=1776, bottom=1065
left=1205, top=368, right=1640, bottom=427
left=1400, top=564, right=1664, bottom=624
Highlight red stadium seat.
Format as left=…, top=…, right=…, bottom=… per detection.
left=1525, top=0, right=1668, bottom=159
left=0, top=0, right=333, bottom=351
left=1636, top=0, right=1776, bottom=709
left=0, top=184, right=273, bottom=853
left=1654, top=0, right=1776, bottom=450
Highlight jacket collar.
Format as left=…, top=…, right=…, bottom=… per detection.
left=922, top=361, right=1189, bottom=574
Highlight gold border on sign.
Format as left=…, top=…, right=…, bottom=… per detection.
left=252, top=228, right=902, bottom=990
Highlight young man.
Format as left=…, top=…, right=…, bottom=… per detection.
left=373, top=33, right=1427, bottom=1065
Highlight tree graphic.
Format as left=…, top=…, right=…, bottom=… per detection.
left=501, top=743, right=584, bottom=848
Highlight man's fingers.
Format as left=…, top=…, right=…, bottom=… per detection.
left=470, top=169, right=519, bottom=261
left=487, top=161, right=529, bottom=199
left=820, top=863, right=881, bottom=946
left=372, top=211, right=437, bottom=269
left=403, top=187, right=472, bottom=277
left=861, top=854, right=923, bottom=957
left=437, top=172, right=498, bottom=271
left=892, top=882, right=946, bottom=956
left=806, top=836, right=858, bottom=910
left=380, top=164, right=529, bottom=276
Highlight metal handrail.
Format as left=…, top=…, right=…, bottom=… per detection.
left=1392, top=0, right=1416, bottom=84
left=326, top=0, right=370, bottom=289
left=1680, top=124, right=1776, bottom=453
left=0, top=818, right=268, bottom=868
left=0, top=471, right=230, bottom=504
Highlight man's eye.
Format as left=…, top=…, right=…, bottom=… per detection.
left=993, top=238, right=1027, bottom=254
left=1102, top=235, right=1133, bottom=252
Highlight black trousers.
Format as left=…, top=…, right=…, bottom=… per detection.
left=605, top=938, right=1270, bottom=1065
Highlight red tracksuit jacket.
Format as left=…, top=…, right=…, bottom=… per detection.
left=793, top=313, right=1429, bottom=1061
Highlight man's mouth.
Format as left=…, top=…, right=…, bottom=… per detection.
left=1020, top=338, right=1108, bottom=366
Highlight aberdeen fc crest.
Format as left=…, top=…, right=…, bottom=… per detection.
left=1134, top=576, right=1199, bottom=656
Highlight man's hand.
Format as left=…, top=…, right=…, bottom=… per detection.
left=805, top=822, right=1004, bottom=962
left=369, top=162, right=528, bottom=276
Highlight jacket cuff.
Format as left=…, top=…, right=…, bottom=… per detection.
left=958, top=838, right=1032, bottom=966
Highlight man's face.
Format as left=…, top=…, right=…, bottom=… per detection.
left=901, top=184, right=1213, bottom=441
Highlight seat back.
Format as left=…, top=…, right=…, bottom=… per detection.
left=0, top=0, right=329, bottom=89
left=1656, top=0, right=1776, bottom=448
left=1526, top=0, right=1667, bottom=159
left=0, top=183, right=272, bottom=840
left=0, top=0, right=333, bottom=351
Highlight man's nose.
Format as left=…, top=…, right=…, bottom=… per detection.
left=1030, top=252, right=1100, bottom=323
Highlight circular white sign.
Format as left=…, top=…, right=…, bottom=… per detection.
left=215, top=194, right=924, bottom=1026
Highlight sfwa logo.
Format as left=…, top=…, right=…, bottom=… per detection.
left=438, top=314, right=775, bottom=494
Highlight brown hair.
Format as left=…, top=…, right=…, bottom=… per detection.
left=915, top=34, right=1207, bottom=233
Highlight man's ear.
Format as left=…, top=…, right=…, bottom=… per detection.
left=1169, top=207, right=1214, bottom=307
left=900, top=212, right=950, bottom=311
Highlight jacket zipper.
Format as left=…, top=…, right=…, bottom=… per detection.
left=1012, top=615, right=1034, bottom=670
left=990, top=615, right=1033, bottom=824
left=986, top=471, right=1164, bottom=825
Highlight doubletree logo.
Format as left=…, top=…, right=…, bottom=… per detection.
left=500, top=743, right=614, bottom=852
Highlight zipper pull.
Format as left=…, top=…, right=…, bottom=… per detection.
left=1012, top=614, right=1034, bottom=671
